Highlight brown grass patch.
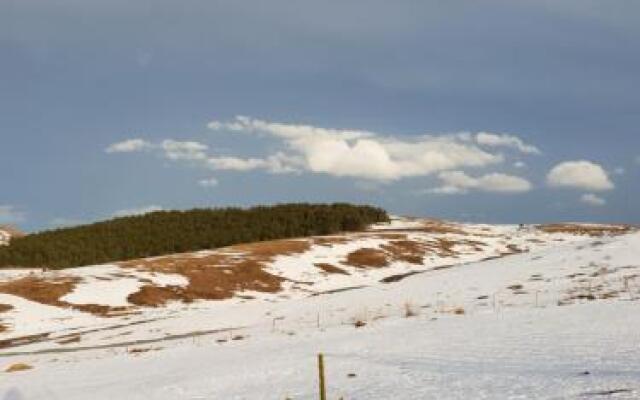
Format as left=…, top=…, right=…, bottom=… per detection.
left=0, top=276, right=129, bottom=317
left=0, top=332, right=50, bottom=349
left=381, top=240, right=426, bottom=264
left=315, top=263, right=349, bottom=275
left=128, top=346, right=160, bottom=354
left=312, top=236, right=352, bottom=246
left=344, top=248, right=389, bottom=268
left=57, top=335, right=81, bottom=345
left=5, top=363, right=32, bottom=373
left=120, top=239, right=312, bottom=306
left=372, top=218, right=467, bottom=235
left=231, top=239, right=311, bottom=257
left=420, top=221, right=468, bottom=235
left=0, top=276, right=79, bottom=306
left=538, top=224, right=633, bottom=236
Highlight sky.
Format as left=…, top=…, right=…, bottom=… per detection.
left=1, top=0, right=639, bottom=232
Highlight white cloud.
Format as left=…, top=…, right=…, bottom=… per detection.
left=0, top=205, right=25, bottom=223
left=547, top=160, right=614, bottom=191
left=475, top=132, right=540, bottom=154
left=580, top=193, right=606, bottom=207
left=208, top=116, right=508, bottom=181
left=112, top=205, right=163, bottom=218
left=208, top=115, right=373, bottom=141
left=108, top=117, right=542, bottom=184
left=206, top=156, right=268, bottom=171
left=614, top=167, right=625, bottom=175
left=198, top=177, right=219, bottom=188
left=429, top=171, right=532, bottom=194
left=105, top=138, right=152, bottom=153
left=161, top=140, right=208, bottom=161
left=514, top=161, right=527, bottom=169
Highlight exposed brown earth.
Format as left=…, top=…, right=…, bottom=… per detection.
left=0, top=276, right=128, bottom=317
left=0, top=332, right=50, bottom=349
left=5, top=362, right=33, bottom=373
left=380, top=240, right=428, bottom=264
left=315, top=263, right=350, bottom=275
left=345, top=248, right=389, bottom=268
left=0, top=276, right=79, bottom=307
left=343, top=237, right=489, bottom=269
left=373, top=221, right=468, bottom=236
left=312, top=236, right=353, bottom=246
left=120, top=239, right=312, bottom=307
left=538, top=224, right=633, bottom=236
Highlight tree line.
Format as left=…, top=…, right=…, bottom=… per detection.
left=0, top=203, right=388, bottom=269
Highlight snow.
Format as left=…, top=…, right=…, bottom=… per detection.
left=0, top=230, right=10, bottom=246
left=60, top=264, right=188, bottom=307
left=0, top=219, right=639, bottom=399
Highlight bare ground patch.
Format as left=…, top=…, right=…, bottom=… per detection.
left=121, top=239, right=312, bottom=306
left=343, top=237, right=488, bottom=269
left=315, top=263, right=350, bottom=275
left=538, top=224, right=633, bottom=236
left=345, top=248, right=389, bottom=268
left=0, top=276, right=129, bottom=317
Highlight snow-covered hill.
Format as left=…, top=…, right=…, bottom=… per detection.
left=0, top=218, right=638, bottom=399
left=0, top=226, right=23, bottom=246
left=0, top=230, right=11, bottom=246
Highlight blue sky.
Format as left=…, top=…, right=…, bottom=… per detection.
left=1, top=1, right=639, bottom=232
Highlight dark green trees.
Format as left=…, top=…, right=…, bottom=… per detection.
left=0, top=203, right=388, bottom=269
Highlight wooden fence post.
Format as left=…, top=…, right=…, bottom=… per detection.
left=318, top=353, right=327, bottom=400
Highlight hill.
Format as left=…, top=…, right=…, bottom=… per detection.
left=0, top=217, right=637, bottom=399
left=0, top=203, right=388, bottom=269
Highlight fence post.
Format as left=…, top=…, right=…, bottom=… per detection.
left=318, top=353, right=327, bottom=400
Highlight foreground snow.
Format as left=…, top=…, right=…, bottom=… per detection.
left=4, top=302, right=638, bottom=400
left=1, top=219, right=639, bottom=399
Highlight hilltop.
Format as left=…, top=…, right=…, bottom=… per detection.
left=0, top=226, right=24, bottom=247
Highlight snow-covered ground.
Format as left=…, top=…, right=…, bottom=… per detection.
left=0, top=230, right=11, bottom=246
left=1, top=218, right=639, bottom=399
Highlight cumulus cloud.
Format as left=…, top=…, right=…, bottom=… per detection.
left=112, top=205, right=163, bottom=218
left=105, top=138, right=152, bottom=153
left=208, top=116, right=508, bottom=181
left=580, top=193, right=606, bottom=207
left=429, top=171, right=532, bottom=194
left=108, top=117, right=542, bottom=184
left=475, top=132, right=540, bottom=154
left=546, top=160, right=614, bottom=191
left=514, top=161, right=527, bottom=168
left=106, top=139, right=209, bottom=161
left=161, top=140, right=208, bottom=161
left=198, top=177, right=219, bottom=188
left=0, top=205, right=25, bottom=223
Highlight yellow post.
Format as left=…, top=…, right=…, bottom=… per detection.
left=318, top=353, right=327, bottom=400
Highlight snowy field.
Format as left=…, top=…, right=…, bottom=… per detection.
left=1, top=219, right=639, bottom=399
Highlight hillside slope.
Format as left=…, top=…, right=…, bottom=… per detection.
left=0, top=218, right=638, bottom=399
left=0, top=226, right=23, bottom=246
